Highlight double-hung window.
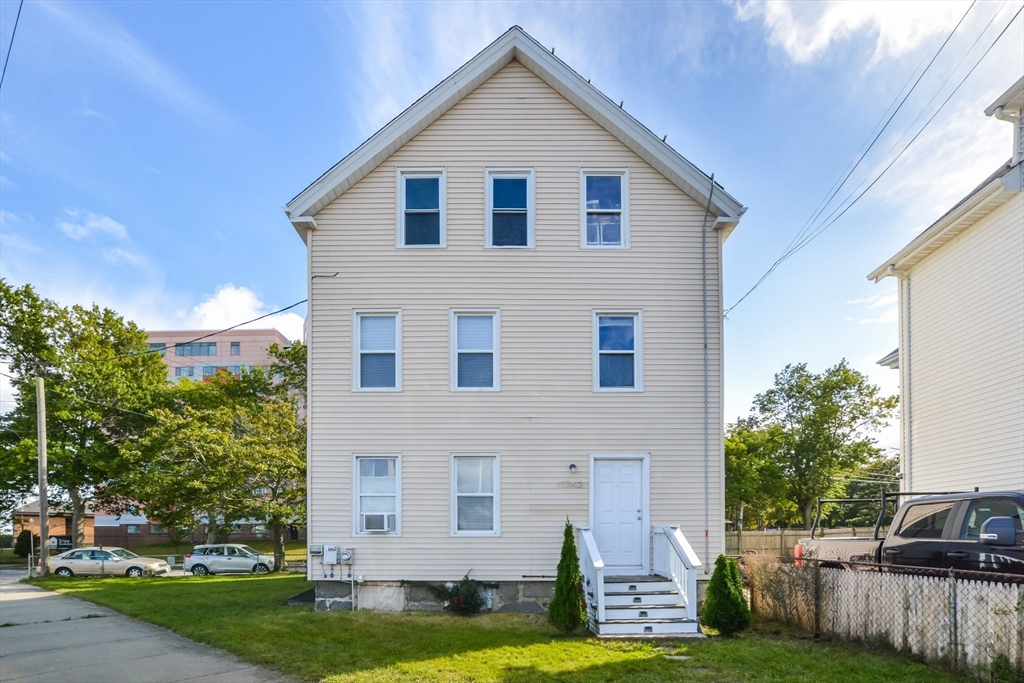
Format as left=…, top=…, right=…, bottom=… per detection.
left=174, top=367, right=194, bottom=378
left=451, top=455, right=500, bottom=535
left=451, top=311, right=499, bottom=390
left=594, top=312, right=643, bottom=391
left=230, top=341, right=241, bottom=355
left=486, top=169, right=534, bottom=247
left=355, top=456, right=400, bottom=534
left=581, top=170, right=628, bottom=247
left=354, top=312, right=401, bottom=390
left=398, top=169, right=445, bottom=247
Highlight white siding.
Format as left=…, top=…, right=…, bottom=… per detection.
left=907, top=194, right=1024, bottom=492
left=307, top=61, right=724, bottom=581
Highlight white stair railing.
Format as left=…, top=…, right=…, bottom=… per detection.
left=576, top=526, right=605, bottom=626
left=653, top=526, right=702, bottom=621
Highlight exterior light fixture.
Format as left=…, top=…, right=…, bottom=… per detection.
left=569, top=463, right=577, bottom=472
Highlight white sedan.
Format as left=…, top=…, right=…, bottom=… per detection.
left=48, top=547, right=171, bottom=578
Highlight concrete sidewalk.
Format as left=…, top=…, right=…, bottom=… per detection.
left=0, top=569, right=297, bottom=683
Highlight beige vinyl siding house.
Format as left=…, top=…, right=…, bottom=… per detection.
left=286, top=27, right=745, bottom=634
left=869, top=77, right=1024, bottom=494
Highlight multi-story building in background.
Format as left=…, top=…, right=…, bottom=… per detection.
left=145, top=328, right=291, bottom=382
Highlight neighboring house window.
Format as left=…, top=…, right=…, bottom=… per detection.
left=451, top=455, right=500, bottom=535
left=203, top=366, right=217, bottom=377
left=174, top=367, right=194, bottom=377
left=126, top=524, right=140, bottom=534
left=149, top=524, right=163, bottom=534
left=398, top=169, right=445, bottom=247
left=354, top=312, right=401, bottom=391
left=486, top=169, right=534, bottom=248
left=176, top=342, right=216, bottom=356
left=148, top=342, right=166, bottom=356
left=594, top=312, right=642, bottom=391
left=225, top=365, right=242, bottom=376
left=581, top=170, right=628, bottom=247
left=253, top=487, right=270, bottom=495
left=451, top=311, right=500, bottom=390
left=355, top=456, right=400, bottom=534
left=230, top=342, right=241, bottom=355
left=232, top=523, right=243, bottom=533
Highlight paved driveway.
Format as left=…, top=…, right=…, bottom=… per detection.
left=0, top=569, right=296, bottom=683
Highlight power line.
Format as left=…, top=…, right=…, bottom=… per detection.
left=0, top=0, right=24, bottom=91
left=725, top=3, right=1020, bottom=315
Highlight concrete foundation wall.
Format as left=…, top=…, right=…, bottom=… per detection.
left=314, top=580, right=555, bottom=614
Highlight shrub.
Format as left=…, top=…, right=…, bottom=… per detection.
left=409, top=572, right=498, bottom=615
left=548, top=518, right=587, bottom=633
left=13, top=529, right=38, bottom=558
left=700, top=554, right=751, bottom=636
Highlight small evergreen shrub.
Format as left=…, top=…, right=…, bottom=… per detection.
left=13, top=530, right=38, bottom=558
left=700, top=554, right=751, bottom=636
left=548, top=518, right=587, bottom=633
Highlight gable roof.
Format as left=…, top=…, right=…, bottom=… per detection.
left=284, top=26, right=746, bottom=243
left=866, top=160, right=1021, bottom=282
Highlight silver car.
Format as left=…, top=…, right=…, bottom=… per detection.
left=184, top=544, right=275, bottom=576
left=48, top=547, right=171, bottom=578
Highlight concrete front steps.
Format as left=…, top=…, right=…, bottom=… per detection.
left=595, top=575, right=701, bottom=637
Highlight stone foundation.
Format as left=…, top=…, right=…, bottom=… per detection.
left=315, top=580, right=555, bottom=613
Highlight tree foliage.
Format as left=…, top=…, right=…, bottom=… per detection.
left=548, top=518, right=586, bottom=633
left=700, top=554, right=750, bottom=636
left=0, top=281, right=168, bottom=546
left=727, top=360, right=898, bottom=529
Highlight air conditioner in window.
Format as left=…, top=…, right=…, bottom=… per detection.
left=362, top=514, right=391, bottom=532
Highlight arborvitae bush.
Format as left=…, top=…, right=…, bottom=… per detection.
left=700, top=554, right=751, bottom=636
left=14, top=529, right=38, bottom=558
left=548, top=518, right=587, bottom=633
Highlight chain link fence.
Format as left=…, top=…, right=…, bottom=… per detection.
left=747, top=556, right=1024, bottom=681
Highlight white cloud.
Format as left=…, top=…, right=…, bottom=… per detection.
left=57, top=208, right=128, bottom=241
left=847, top=292, right=897, bottom=309
left=184, top=284, right=305, bottom=342
left=74, top=99, right=107, bottom=119
left=101, top=247, right=146, bottom=267
left=733, top=0, right=969, bottom=64
left=36, top=1, right=227, bottom=125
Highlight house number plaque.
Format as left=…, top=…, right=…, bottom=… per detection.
left=556, top=481, right=585, bottom=489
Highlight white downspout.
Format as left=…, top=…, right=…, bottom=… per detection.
left=700, top=176, right=715, bottom=574
left=991, top=106, right=1021, bottom=165
left=898, top=271, right=913, bottom=492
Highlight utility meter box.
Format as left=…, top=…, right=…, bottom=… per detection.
left=322, top=545, right=353, bottom=564
left=308, top=544, right=323, bottom=556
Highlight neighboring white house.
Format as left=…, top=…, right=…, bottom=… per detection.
left=284, top=27, right=746, bottom=635
left=868, top=77, right=1024, bottom=494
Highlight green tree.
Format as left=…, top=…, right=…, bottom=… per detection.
left=548, top=518, right=586, bottom=633
left=700, top=554, right=750, bottom=636
left=750, top=361, right=897, bottom=529
left=0, top=281, right=167, bottom=546
left=822, top=453, right=900, bottom=528
left=13, top=529, right=39, bottom=558
left=725, top=418, right=788, bottom=529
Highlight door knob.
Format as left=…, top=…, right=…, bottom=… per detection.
left=636, top=509, right=641, bottom=513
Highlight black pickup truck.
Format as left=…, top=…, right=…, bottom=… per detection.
left=796, top=491, right=1024, bottom=574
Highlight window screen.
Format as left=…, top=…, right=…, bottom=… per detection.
left=358, top=315, right=398, bottom=389
left=403, top=175, right=442, bottom=246
left=489, top=174, right=530, bottom=246
left=455, top=315, right=495, bottom=389
left=585, top=175, right=623, bottom=246
left=454, top=456, right=496, bottom=533
left=597, top=315, right=636, bottom=388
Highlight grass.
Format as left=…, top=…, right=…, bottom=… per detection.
left=28, top=574, right=965, bottom=683
left=127, top=539, right=307, bottom=562
left=0, top=548, right=27, bottom=565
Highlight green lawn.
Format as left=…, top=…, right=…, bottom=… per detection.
left=127, top=539, right=307, bottom=562
left=29, top=574, right=963, bottom=683
left=0, top=548, right=27, bottom=565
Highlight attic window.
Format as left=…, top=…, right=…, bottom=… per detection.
left=398, top=169, right=445, bottom=247
left=582, top=170, right=629, bottom=248
left=486, top=169, right=534, bottom=248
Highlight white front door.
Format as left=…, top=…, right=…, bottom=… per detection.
left=593, top=458, right=644, bottom=570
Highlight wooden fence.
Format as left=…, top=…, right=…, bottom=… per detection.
left=726, top=528, right=879, bottom=558
left=750, top=560, right=1024, bottom=678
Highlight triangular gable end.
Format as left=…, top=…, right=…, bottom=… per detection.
left=284, top=26, right=747, bottom=243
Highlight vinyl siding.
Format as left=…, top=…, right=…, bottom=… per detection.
left=907, top=194, right=1024, bottom=492
left=307, top=60, right=724, bottom=581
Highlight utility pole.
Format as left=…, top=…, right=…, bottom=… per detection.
left=36, top=377, right=49, bottom=577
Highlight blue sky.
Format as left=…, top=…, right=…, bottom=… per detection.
left=1, top=1, right=1022, bottom=448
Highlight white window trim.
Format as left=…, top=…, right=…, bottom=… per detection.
left=592, top=310, right=644, bottom=392
left=588, top=453, right=651, bottom=574
left=396, top=167, right=447, bottom=248
left=352, top=454, right=402, bottom=537
left=352, top=310, right=403, bottom=392
left=580, top=168, right=630, bottom=249
left=485, top=168, right=535, bottom=249
left=450, top=453, right=501, bottom=537
left=449, top=309, right=501, bottom=392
